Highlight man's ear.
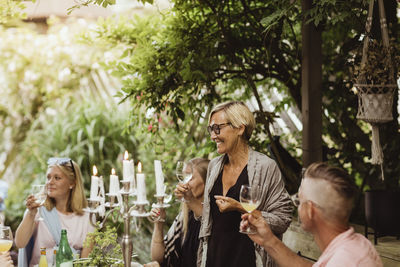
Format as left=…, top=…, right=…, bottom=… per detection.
left=306, top=201, right=315, bottom=220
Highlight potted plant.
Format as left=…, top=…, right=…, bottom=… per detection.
left=352, top=0, right=400, bottom=245
left=74, top=225, right=124, bottom=267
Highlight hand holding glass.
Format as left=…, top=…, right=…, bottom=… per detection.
left=175, top=161, right=193, bottom=202
left=149, top=208, right=166, bottom=223
left=239, top=185, right=260, bottom=234
left=0, top=226, right=13, bottom=252
left=31, top=184, right=47, bottom=221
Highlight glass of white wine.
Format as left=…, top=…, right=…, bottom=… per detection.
left=0, top=226, right=13, bottom=253
left=32, top=184, right=47, bottom=221
left=239, top=184, right=260, bottom=234
left=175, top=161, right=193, bottom=202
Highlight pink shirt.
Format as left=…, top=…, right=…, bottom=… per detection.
left=29, top=210, right=95, bottom=267
left=313, top=227, right=382, bottom=267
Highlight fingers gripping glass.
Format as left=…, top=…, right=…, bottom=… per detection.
left=175, top=161, right=193, bottom=202
left=0, top=226, right=13, bottom=252
left=207, top=123, right=231, bottom=135
left=47, top=157, right=76, bottom=178
left=31, top=184, right=47, bottom=221
left=239, top=184, right=261, bottom=234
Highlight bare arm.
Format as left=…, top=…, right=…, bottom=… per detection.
left=241, top=211, right=312, bottom=267
left=150, top=209, right=166, bottom=263
left=15, top=195, right=39, bottom=248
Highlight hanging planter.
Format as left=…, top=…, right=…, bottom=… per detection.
left=353, top=0, right=398, bottom=173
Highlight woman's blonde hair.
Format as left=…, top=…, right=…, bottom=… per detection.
left=44, top=160, right=87, bottom=215
left=209, top=101, right=255, bottom=141
left=182, top=158, right=210, bottom=238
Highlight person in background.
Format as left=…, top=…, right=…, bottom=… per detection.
left=199, top=101, right=293, bottom=267
left=15, top=157, right=94, bottom=267
left=145, top=158, right=209, bottom=267
left=0, top=178, right=9, bottom=224
left=0, top=251, right=13, bottom=267
left=241, top=162, right=383, bottom=267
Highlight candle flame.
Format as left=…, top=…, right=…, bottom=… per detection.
left=124, top=151, right=129, bottom=160
left=138, top=162, right=142, bottom=173
left=93, top=165, right=98, bottom=176
left=111, top=168, right=116, bottom=175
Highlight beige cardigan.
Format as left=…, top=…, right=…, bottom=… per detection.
left=197, top=148, right=293, bottom=267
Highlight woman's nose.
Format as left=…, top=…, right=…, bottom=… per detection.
left=210, top=131, right=218, bottom=140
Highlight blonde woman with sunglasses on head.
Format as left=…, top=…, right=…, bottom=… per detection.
left=15, top=158, right=94, bottom=267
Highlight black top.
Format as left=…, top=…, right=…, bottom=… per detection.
left=162, top=211, right=201, bottom=267
left=206, top=165, right=256, bottom=267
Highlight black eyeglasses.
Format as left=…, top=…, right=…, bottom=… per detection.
left=207, top=123, right=231, bottom=135
left=47, top=157, right=76, bottom=178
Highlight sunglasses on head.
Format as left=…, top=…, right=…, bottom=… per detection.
left=47, top=157, right=76, bottom=178
left=207, top=122, right=231, bottom=135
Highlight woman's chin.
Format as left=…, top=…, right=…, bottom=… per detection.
left=216, top=145, right=226, bottom=154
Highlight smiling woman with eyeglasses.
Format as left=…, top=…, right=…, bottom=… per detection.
left=15, top=157, right=94, bottom=267
left=198, top=101, right=293, bottom=267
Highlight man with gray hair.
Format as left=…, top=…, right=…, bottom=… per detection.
left=241, top=162, right=382, bottom=267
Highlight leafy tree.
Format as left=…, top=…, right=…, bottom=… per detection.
left=88, top=0, right=399, bottom=214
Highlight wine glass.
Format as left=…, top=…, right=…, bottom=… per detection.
left=149, top=183, right=173, bottom=223
left=175, top=161, right=185, bottom=182
left=32, top=184, right=47, bottom=221
left=175, top=161, right=193, bottom=202
left=239, top=184, right=260, bottom=234
left=163, top=183, right=173, bottom=204
left=0, top=226, right=13, bottom=253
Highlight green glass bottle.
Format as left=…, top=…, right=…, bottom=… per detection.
left=56, top=229, right=73, bottom=267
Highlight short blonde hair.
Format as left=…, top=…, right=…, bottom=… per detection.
left=209, top=101, right=255, bottom=141
left=44, top=160, right=87, bottom=215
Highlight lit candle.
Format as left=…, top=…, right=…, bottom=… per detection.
left=122, top=151, right=135, bottom=191
left=136, top=162, right=147, bottom=203
left=109, top=168, right=119, bottom=195
left=154, top=160, right=165, bottom=195
left=90, top=165, right=99, bottom=200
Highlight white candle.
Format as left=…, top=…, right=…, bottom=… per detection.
left=154, top=160, right=165, bottom=195
left=136, top=162, right=147, bottom=203
left=90, top=165, right=99, bottom=200
left=109, top=168, right=119, bottom=195
left=122, top=151, right=135, bottom=191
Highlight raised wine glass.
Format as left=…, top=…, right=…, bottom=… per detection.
left=150, top=184, right=173, bottom=223
left=239, top=184, right=261, bottom=234
left=0, top=226, right=13, bottom=253
left=32, top=184, right=47, bottom=221
left=175, top=161, right=193, bottom=202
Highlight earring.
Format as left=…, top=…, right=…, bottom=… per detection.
left=69, top=186, right=73, bottom=189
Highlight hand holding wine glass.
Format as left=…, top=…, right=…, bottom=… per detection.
left=31, top=184, right=47, bottom=221
left=175, top=161, right=193, bottom=202
left=149, top=207, right=166, bottom=223
left=239, top=184, right=261, bottom=234
left=0, top=226, right=13, bottom=253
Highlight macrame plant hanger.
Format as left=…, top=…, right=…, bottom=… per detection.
left=354, top=0, right=397, bottom=180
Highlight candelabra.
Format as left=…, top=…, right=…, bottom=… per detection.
left=84, top=180, right=170, bottom=267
